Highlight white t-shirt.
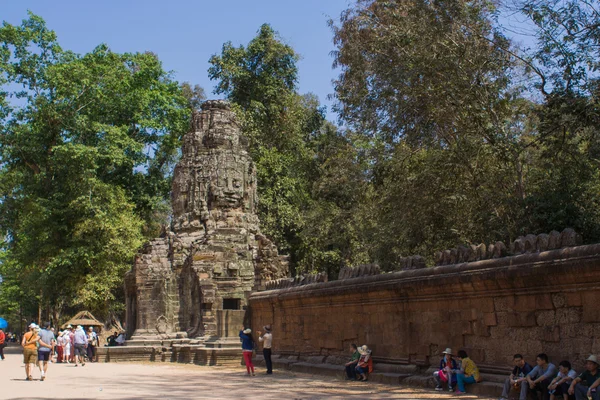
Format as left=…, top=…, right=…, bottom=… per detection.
left=556, top=369, right=577, bottom=381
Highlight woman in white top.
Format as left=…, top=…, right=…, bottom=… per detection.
left=63, top=329, right=71, bottom=363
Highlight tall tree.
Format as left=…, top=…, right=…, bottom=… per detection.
left=208, top=24, right=326, bottom=266
left=0, top=13, right=190, bottom=321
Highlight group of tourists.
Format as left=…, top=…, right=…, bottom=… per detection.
left=429, top=347, right=600, bottom=400
left=20, top=321, right=100, bottom=381
left=55, top=324, right=99, bottom=364
left=239, top=325, right=273, bottom=376
left=497, top=353, right=600, bottom=400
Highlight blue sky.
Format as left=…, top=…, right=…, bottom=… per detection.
left=3, top=0, right=353, bottom=120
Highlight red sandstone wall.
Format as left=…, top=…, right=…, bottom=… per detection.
left=249, top=244, right=600, bottom=371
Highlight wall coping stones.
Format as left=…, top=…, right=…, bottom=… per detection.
left=251, top=243, right=600, bottom=301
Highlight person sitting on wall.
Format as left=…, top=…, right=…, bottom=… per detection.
left=115, top=331, right=126, bottom=346
left=345, top=344, right=360, bottom=380
left=548, top=360, right=577, bottom=400
left=433, top=348, right=458, bottom=392
left=499, top=353, right=533, bottom=400
left=568, top=355, right=600, bottom=400
left=526, top=353, right=557, bottom=400
left=106, top=332, right=118, bottom=347
left=455, top=350, right=482, bottom=394
left=355, top=345, right=373, bottom=382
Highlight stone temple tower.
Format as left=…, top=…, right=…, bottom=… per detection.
left=125, top=100, right=288, bottom=344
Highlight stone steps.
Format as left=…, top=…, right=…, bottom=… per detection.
left=263, top=356, right=503, bottom=398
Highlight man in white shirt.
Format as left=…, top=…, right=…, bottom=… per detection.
left=258, top=325, right=273, bottom=375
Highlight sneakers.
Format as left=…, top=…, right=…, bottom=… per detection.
left=435, top=386, right=443, bottom=391
left=41, top=375, right=45, bottom=381
left=448, top=386, right=453, bottom=392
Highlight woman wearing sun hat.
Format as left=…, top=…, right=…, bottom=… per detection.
left=239, top=327, right=256, bottom=376
left=355, top=345, right=373, bottom=381
left=434, top=348, right=458, bottom=392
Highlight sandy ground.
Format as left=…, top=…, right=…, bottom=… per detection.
left=0, top=345, right=493, bottom=400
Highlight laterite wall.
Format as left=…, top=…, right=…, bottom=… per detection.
left=249, top=244, right=600, bottom=371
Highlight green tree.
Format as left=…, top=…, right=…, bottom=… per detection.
left=0, top=13, right=190, bottom=322
left=208, top=24, right=327, bottom=266
left=181, top=82, right=206, bottom=111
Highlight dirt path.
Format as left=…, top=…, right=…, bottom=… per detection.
left=0, top=345, right=492, bottom=399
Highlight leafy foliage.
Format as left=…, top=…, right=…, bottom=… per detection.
left=0, top=13, right=190, bottom=323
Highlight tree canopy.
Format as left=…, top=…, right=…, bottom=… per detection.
left=0, top=13, right=190, bottom=324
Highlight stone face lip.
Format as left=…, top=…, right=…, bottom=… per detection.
left=125, top=100, right=288, bottom=341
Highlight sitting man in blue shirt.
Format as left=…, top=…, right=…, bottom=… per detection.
left=526, top=353, right=557, bottom=400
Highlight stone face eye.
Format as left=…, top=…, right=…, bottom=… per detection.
left=233, top=179, right=242, bottom=188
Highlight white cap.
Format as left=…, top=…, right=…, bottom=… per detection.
left=28, top=323, right=37, bottom=329
left=442, top=348, right=453, bottom=355
left=243, top=328, right=251, bottom=334
left=587, top=355, right=599, bottom=365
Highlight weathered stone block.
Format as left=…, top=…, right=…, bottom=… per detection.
left=507, top=312, right=537, bottom=327
left=483, top=313, right=497, bottom=327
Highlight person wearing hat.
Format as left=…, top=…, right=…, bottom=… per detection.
left=21, top=323, right=40, bottom=381
left=499, top=353, right=533, bottom=400
left=73, top=325, right=88, bottom=366
left=239, top=327, right=256, bottom=376
left=526, top=353, right=557, bottom=399
left=434, top=348, right=458, bottom=391
left=355, top=345, right=373, bottom=381
left=568, top=355, right=600, bottom=400
left=56, top=331, right=64, bottom=363
left=257, top=325, right=273, bottom=375
left=63, top=326, right=73, bottom=363
left=37, top=322, right=55, bottom=381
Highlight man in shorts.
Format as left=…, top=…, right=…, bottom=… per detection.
left=37, top=322, right=55, bottom=381
left=21, top=323, right=39, bottom=381
left=73, top=325, right=88, bottom=366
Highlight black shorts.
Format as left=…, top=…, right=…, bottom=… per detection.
left=74, top=344, right=86, bottom=356
left=38, top=351, right=51, bottom=362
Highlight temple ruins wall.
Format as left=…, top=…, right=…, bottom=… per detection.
left=249, top=244, right=600, bottom=371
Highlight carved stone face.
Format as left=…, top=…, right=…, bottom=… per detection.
left=209, top=166, right=245, bottom=210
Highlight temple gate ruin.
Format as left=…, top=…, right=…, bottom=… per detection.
left=119, top=100, right=288, bottom=363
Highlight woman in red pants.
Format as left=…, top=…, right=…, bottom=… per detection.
left=239, top=328, right=255, bottom=376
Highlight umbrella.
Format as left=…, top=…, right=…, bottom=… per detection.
left=0, top=318, right=7, bottom=330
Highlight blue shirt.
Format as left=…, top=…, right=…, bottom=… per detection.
left=528, top=363, right=557, bottom=381
left=38, top=329, right=55, bottom=353
left=239, top=331, right=254, bottom=351
left=439, top=357, right=458, bottom=371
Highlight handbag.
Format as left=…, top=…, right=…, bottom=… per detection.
left=439, top=370, right=449, bottom=383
